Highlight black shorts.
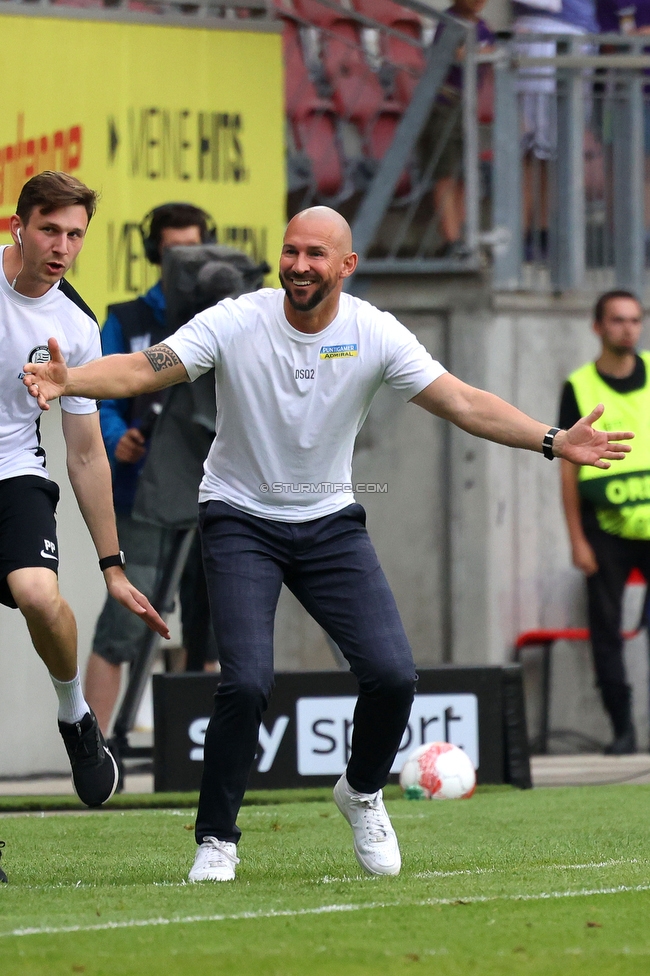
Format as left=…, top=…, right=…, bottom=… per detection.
left=0, top=475, right=60, bottom=609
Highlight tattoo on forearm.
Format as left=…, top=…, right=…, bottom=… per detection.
left=143, top=344, right=180, bottom=373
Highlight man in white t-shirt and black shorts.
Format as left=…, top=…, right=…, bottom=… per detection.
left=0, top=172, right=168, bottom=833
left=25, top=206, right=634, bottom=882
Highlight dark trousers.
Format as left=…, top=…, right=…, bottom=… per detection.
left=585, top=523, right=650, bottom=735
left=195, top=501, right=417, bottom=845
left=180, top=532, right=219, bottom=670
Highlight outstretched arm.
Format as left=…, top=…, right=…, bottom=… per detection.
left=23, top=338, right=188, bottom=410
left=412, top=373, right=633, bottom=468
left=62, top=411, right=170, bottom=638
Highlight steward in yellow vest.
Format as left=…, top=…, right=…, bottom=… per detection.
left=569, top=351, right=650, bottom=540
left=559, top=290, right=648, bottom=756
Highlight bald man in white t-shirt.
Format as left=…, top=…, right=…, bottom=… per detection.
left=25, top=207, right=634, bottom=882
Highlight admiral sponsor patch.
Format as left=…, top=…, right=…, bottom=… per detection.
left=319, top=343, right=358, bottom=360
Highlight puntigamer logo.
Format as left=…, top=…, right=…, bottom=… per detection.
left=319, top=343, right=358, bottom=360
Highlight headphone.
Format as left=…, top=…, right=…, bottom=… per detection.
left=11, top=228, right=24, bottom=290
left=140, top=203, right=216, bottom=265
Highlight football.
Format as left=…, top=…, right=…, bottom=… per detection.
left=399, top=741, right=476, bottom=799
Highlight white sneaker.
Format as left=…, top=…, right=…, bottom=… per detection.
left=188, top=837, right=240, bottom=882
left=333, top=774, right=401, bottom=876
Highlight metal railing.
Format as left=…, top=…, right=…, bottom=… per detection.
left=346, top=25, right=650, bottom=291
left=492, top=33, right=650, bottom=295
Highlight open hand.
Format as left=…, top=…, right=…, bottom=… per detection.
left=23, top=337, right=68, bottom=411
left=558, top=404, right=634, bottom=468
left=105, top=570, right=171, bottom=639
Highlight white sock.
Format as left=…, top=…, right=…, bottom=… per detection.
left=50, top=670, right=90, bottom=725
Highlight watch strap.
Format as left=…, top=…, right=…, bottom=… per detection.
left=99, top=551, right=126, bottom=571
left=542, top=427, right=561, bottom=460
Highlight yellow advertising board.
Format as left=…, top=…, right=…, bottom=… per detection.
left=0, top=14, right=285, bottom=320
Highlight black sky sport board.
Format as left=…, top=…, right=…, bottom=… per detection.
left=153, top=667, right=531, bottom=792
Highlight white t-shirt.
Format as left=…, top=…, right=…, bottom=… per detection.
left=165, top=288, right=446, bottom=521
left=0, top=246, right=101, bottom=482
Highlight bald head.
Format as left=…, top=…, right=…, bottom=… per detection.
left=284, top=207, right=353, bottom=256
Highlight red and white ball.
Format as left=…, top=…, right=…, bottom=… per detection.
left=399, top=742, right=476, bottom=799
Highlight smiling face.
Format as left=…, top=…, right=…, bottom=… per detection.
left=17, top=205, right=89, bottom=291
left=279, top=208, right=357, bottom=317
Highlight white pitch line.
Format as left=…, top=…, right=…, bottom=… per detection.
left=556, top=859, right=640, bottom=871
left=3, top=883, right=650, bottom=940
left=413, top=857, right=642, bottom=880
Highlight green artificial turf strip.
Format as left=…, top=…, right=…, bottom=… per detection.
left=0, top=783, right=513, bottom=813
left=1, top=785, right=649, bottom=975
left=0, top=788, right=328, bottom=814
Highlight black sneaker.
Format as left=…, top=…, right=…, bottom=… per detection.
left=58, top=711, right=119, bottom=807
left=0, top=841, right=7, bottom=883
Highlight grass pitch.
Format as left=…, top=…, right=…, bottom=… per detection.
left=1, top=784, right=650, bottom=975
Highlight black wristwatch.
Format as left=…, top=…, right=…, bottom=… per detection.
left=99, top=551, right=126, bottom=571
left=542, top=427, right=561, bottom=460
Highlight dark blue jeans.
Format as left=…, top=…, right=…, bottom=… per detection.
left=195, top=501, right=416, bottom=845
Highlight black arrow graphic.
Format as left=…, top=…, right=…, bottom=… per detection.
left=108, top=117, right=119, bottom=164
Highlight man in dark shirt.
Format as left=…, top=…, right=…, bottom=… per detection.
left=559, top=290, right=650, bottom=754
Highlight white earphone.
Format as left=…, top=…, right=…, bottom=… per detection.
left=11, top=228, right=24, bottom=290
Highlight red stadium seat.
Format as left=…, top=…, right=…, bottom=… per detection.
left=294, top=114, right=344, bottom=197
left=293, top=0, right=387, bottom=124
left=294, top=3, right=406, bottom=170
left=326, top=22, right=388, bottom=125
left=367, top=111, right=411, bottom=196
left=283, top=20, right=332, bottom=119
left=353, top=0, right=425, bottom=103
left=282, top=20, right=344, bottom=197
left=513, top=568, right=647, bottom=753
left=281, top=6, right=407, bottom=195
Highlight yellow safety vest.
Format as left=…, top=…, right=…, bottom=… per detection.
left=569, top=352, right=650, bottom=539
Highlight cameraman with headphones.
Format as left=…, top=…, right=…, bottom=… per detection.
left=85, top=203, right=219, bottom=735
